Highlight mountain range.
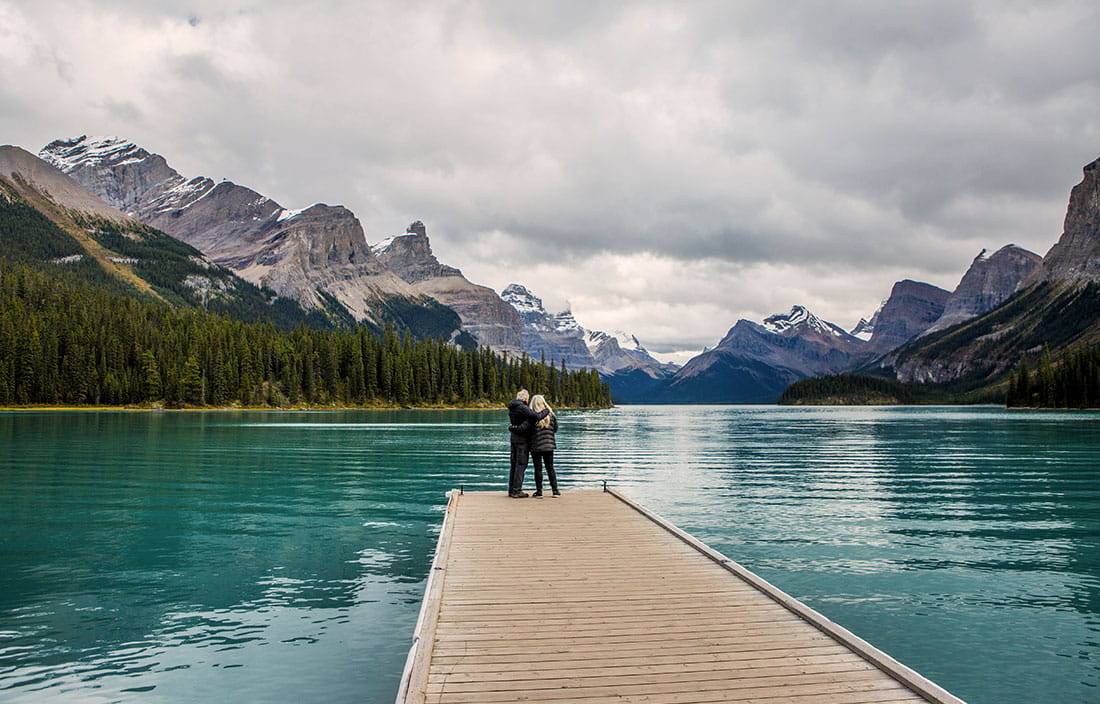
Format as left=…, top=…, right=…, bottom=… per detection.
left=24, top=135, right=674, bottom=399
left=0, top=145, right=328, bottom=329
left=641, top=241, right=1043, bottom=403
left=883, top=157, right=1100, bottom=393
left=8, top=132, right=1097, bottom=406
left=40, top=136, right=464, bottom=337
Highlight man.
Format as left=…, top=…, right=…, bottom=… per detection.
left=506, top=389, right=549, bottom=498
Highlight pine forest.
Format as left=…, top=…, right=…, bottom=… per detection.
left=0, top=261, right=611, bottom=409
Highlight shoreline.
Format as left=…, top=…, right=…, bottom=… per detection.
left=0, top=403, right=614, bottom=412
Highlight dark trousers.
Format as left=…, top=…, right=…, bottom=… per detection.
left=533, top=451, right=557, bottom=493
left=509, top=440, right=530, bottom=493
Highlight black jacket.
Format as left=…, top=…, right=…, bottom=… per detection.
left=530, top=414, right=557, bottom=453
left=507, top=399, right=548, bottom=442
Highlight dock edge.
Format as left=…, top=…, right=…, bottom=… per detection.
left=604, top=485, right=968, bottom=704
left=394, top=489, right=460, bottom=704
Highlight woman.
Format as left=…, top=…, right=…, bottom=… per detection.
left=528, top=395, right=560, bottom=497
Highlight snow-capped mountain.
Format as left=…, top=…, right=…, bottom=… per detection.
left=645, top=305, right=867, bottom=403
left=762, top=305, right=852, bottom=337
left=849, top=314, right=878, bottom=341
left=40, top=135, right=457, bottom=334
left=499, top=283, right=677, bottom=400
left=500, top=284, right=597, bottom=369
left=586, top=329, right=672, bottom=372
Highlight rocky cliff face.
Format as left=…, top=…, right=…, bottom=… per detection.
left=888, top=156, right=1100, bottom=387
left=922, top=245, right=1043, bottom=335
left=646, top=306, right=866, bottom=403
left=500, top=284, right=597, bottom=368
left=40, top=135, right=447, bottom=330
left=866, top=280, right=951, bottom=355
left=1033, top=157, right=1100, bottom=284
left=585, top=329, right=675, bottom=375
left=373, top=222, right=525, bottom=355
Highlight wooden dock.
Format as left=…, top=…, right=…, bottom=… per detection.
left=397, top=488, right=966, bottom=704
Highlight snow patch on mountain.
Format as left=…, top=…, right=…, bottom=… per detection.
left=762, top=305, right=851, bottom=338
left=370, top=233, right=422, bottom=257
left=40, top=135, right=148, bottom=170
left=500, top=284, right=544, bottom=317
left=586, top=329, right=646, bottom=354
left=276, top=206, right=310, bottom=222
left=145, top=176, right=215, bottom=213
left=552, top=310, right=583, bottom=334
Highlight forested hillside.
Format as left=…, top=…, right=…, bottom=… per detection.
left=0, top=261, right=609, bottom=408
left=1005, top=346, right=1100, bottom=408
left=0, top=181, right=330, bottom=330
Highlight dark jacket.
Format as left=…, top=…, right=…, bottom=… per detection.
left=530, top=414, right=557, bottom=453
left=507, top=399, right=548, bottom=442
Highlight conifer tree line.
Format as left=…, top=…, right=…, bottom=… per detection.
left=0, top=262, right=611, bottom=408
left=1005, top=345, right=1100, bottom=408
left=777, top=373, right=930, bottom=405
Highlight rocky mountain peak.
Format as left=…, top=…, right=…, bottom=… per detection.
left=551, top=309, right=583, bottom=334
left=40, top=134, right=443, bottom=325
left=372, top=221, right=461, bottom=284
left=40, top=135, right=180, bottom=215
left=761, top=305, right=851, bottom=338
left=867, top=279, right=951, bottom=353
left=1033, top=156, right=1100, bottom=284
left=587, top=329, right=645, bottom=354
left=922, top=244, right=1042, bottom=335
left=501, top=284, right=545, bottom=319
left=849, top=317, right=875, bottom=341
left=42, top=135, right=148, bottom=169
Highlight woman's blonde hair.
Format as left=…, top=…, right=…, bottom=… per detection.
left=530, top=395, right=554, bottom=428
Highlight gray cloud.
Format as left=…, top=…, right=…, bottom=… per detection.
left=3, top=0, right=1098, bottom=351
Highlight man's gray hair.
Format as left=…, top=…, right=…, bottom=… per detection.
left=516, top=389, right=530, bottom=402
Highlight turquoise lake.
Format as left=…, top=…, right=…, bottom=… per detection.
left=0, top=406, right=1098, bottom=703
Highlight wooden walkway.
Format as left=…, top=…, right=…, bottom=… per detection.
left=397, top=489, right=966, bottom=704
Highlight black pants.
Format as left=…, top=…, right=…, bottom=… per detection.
left=509, top=440, right=530, bottom=493
left=533, top=451, right=557, bottom=493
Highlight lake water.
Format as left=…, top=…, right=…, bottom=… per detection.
left=0, top=406, right=1098, bottom=703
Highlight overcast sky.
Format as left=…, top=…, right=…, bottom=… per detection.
left=3, top=1, right=1099, bottom=362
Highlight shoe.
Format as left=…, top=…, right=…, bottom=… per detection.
left=510, top=491, right=529, bottom=498
left=532, top=491, right=543, bottom=498
left=552, top=490, right=561, bottom=497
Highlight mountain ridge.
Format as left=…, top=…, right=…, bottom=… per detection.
left=40, top=135, right=462, bottom=336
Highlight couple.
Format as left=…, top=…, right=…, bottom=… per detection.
left=506, top=389, right=560, bottom=498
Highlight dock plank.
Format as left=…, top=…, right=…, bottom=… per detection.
left=397, top=489, right=964, bottom=704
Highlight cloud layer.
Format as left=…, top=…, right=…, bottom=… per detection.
left=3, top=0, right=1098, bottom=358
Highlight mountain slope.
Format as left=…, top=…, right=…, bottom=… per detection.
left=40, top=135, right=461, bottom=336
left=0, top=145, right=319, bottom=328
left=875, top=156, right=1100, bottom=390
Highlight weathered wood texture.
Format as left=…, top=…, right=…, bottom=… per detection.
left=398, top=490, right=965, bottom=704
